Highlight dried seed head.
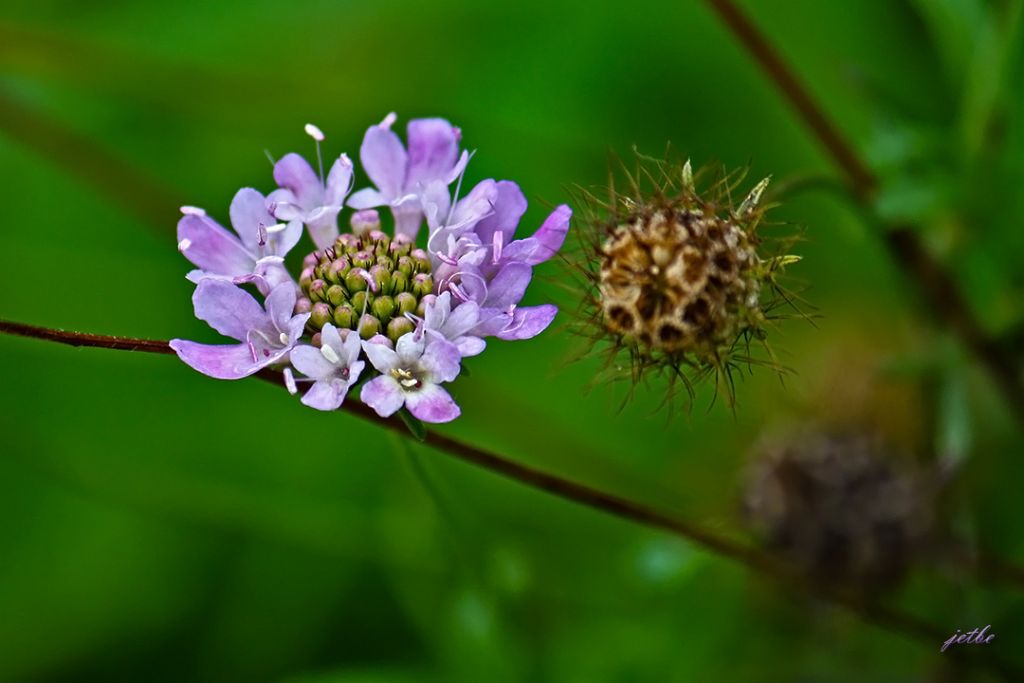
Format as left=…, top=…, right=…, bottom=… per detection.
left=742, top=430, right=933, bottom=589
left=570, top=152, right=803, bottom=409
left=599, top=208, right=760, bottom=355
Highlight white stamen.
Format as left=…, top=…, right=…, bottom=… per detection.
left=354, top=268, right=378, bottom=293
left=283, top=368, right=298, bottom=395
left=320, top=344, right=341, bottom=364
left=400, top=377, right=419, bottom=388
left=304, top=123, right=325, bottom=142
left=278, top=332, right=290, bottom=345
left=177, top=238, right=192, bottom=252
left=180, top=205, right=205, bottom=216
left=248, top=341, right=259, bottom=363
left=380, top=112, right=397, bottom=129
left=265, top=223, right=288, bottom=234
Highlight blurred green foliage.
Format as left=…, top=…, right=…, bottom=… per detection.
left=1, top=0, right=1023, bottom=680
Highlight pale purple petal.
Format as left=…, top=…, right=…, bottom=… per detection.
left=177, top=214, right=254, bottom=277
left=393, top=203, right=424, bottom=239
left=473, top=180, right=527, bottom=247
left=444, top=300, right=481, bottom=337
left=362, top=340, right=400, bottom=373
left=169, top=340, right=264, bottom=380
left=229, top=188, right=276, bottom=253
left=405, top=383, right=460, bottom=423
left=301, top=378, right=349, bottom=411
left=290, top=345, right=336, bottom=380
left=424, top=291, right=453, bottom=330
left=395, top=332, right=426, bottom=365
left=341, top=326, right=363, bottom=362
left=274, top=153, right=323, bottom=210
left=360, top=375, right=406, bottom=417
left=406, top=118, right=459, bottom=187
left=192, top=279, right=267, bottom=342
left=484, top=262, right=532, bottom=308
left=455, top=336, right=486, bottom=356
left=347, top=187, right=388, bottom=210
left=495, top=304, right=558, bottom=340
left=324, top=154, right=354, bottom=207
left=306, top=208, right=341, bottom=250
left=420, top=339, right=461, bottom=383
left=264, top=282, right=298, bottom=333
left=527, top=204, right=571, bottom=265
left=360, top=117, right=407, bottom=199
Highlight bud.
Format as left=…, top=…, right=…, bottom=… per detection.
left=412, top=273, right=434, bottom=297
left=327, top=258, right=351, bottom=283
left=350, top=209, right=381, bottom=235
left=294, top=297, right=312, bottom=315
left=387, top=316, right=415, bottom=343
left=395, top=292, right=418, bottom=316
left=396, top=255, right=415, bottom=277
left=371, top=295, right=397, bottom=322
left=390, top=233, right=414, bottom=257
left=350, top=290, right=367, bottom=313
left=333, top=304, right=356, bottom=328
left=411, top=248, right=431, bottom=272
left=326, top=284, right=347, bottom=307
left=345, top=269, right=368, bottom=293
left=299, top=266, right=315, bottom=289
left=310, top=302, right=332, bottom=329
left=351, top=250, right=374, bottom=270
left=357, top=313, right=381, bottom=339
left=308, top=279, right=328, bottom=303
left=391, top=270, right=409, bottom=294
left=370, top=264, right=393, bottom=295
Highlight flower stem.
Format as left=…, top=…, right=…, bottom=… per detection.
left=0, top=317, right=1021, bottom=679
left=703, top=0, right=1024, bottom=425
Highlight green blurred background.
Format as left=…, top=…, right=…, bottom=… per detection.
left=1, top=0, right=1023, bottom=680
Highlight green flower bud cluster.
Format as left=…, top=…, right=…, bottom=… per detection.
left=298, top=230, right=435, bottom=343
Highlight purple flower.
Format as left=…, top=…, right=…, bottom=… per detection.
left=347, top=113, right=469, bottom=240
left=359, top=332, right=462, bottom=423
left=424, top=179, right=572, bottom=341
left=170, top=280, right=309, bottom=380
left=289, top=323, right=365, bottom=411
left=268, top=150, right=354, bottom=250
left=177, top=188, right=302, bottom=294
left=422, top=292, right=486, bottom=357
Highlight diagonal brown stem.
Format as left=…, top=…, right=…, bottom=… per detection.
left=704, top=0, right=1024, bottom=425
left=1, top=318, right=1021, bottom=679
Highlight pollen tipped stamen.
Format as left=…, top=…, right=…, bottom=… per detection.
left=492, top=232, right=504, bottom=265
left=320, top=344, right=341, bottom=364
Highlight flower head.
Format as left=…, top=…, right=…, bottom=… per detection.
left=170, top=280, right=309, bottom=379
left=289, top=323, right=365, bottom=410
left=348, top=113, right=469, bottom=240
left=572, top=154, right=802, bottom=408
left=177, top=189, right=302, bottom=294
left=360, top=331, right=462, bottom=423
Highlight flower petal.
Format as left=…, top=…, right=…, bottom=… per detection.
left=301, top=378, right=348, bottom=411
left=420, top=338, right=462, bottom=383
left=324, top=154, right=354, bottom=207
left=360, top=375, right=406, bottom=417
left=192, top=279, right=267, bottom=342
left=360, top=116, right=408, bottom=199
left=405, top=118, right=459, bottom=187
left=264, top=282, right=298, bottom=333
left=473, top=180, right=527, bottom=247
left=527, top=204, right=572, bottom=264
left=306, top=207, right=341, bottom=250
left=395, top=332, right=426, bottom=365
left=177, top=214, right=254, bottom=277
left=495, top=304, right=558, bottom=340
left=290, top=344, right=336, bottom=380
left=347, top=187, right=388, bottom=210
left=274, top=153, right=323, bottom=210
left=406, top=383, right=461, bottom=423
left=361, top=339, right=400, bottom=373
left=455, top=336, right=486, bottom=357
left=484, top=262, right=532, bottom=308
left=169, top=339, right=264, bottom=380
left=229, top=187, right=276, bottom=254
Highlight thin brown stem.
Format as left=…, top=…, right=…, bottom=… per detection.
left=703, top=0, right=1024, bottom=425
left=0, top=318, right=1020, bottom=679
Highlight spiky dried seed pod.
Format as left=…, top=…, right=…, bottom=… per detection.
left=571, top=153, right=802, bottom=408
left=742, top=430, right=933, bottom=589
